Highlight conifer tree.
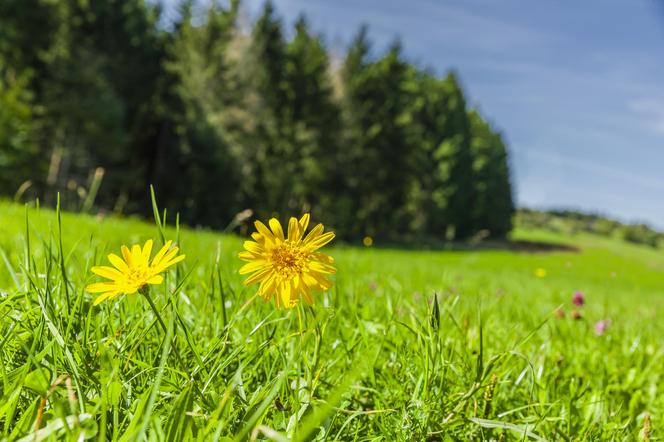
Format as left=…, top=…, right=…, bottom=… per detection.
left=158, top=1, right=242, bottom=227
left=341, top=38, right=415, bottom=238
left=469, top=110, right=514, bottom=237
left=437, top=73, right=476, bottom=239
left=242, top=1, right=292, bottom=217
left=407, top=71, right=476, bottom=239
left=284, top=16, right=342, bottom=218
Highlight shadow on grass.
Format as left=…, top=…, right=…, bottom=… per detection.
left=469, top=239, right=580, bottom=253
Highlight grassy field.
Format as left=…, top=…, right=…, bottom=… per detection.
left=0, top=199, right=662, bottom=441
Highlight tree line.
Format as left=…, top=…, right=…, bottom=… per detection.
left=0, top=0, right=514, bottom=241
left=518, top=209, right=663, bottom=248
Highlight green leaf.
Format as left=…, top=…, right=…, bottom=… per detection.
left=23, top=367, right=51, bottom=396
left=15, top=413, right=96, bottom=442
left=468, top=418, right=547, bottom=442
left=429, top=292, right=440, bottom=331
left=107, top=381, right=123, bottom=408
left=165, top=385, right=195, bottom=442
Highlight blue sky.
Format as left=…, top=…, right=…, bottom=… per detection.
left=175, top=0, right=664, bottom=226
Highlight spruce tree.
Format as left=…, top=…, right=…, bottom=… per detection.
left=158, top=1, right=242, bottom=227
left=469, top=110, right=514, bottom=237
left=341, top=38, right=415, bottom=239
left=437, top=72, right=476, bottom=239
left=284, top=16, right=342, bottom=219
left=242, top=1, right=292, bottom=218
left=408, top=71, right=476, bottom=240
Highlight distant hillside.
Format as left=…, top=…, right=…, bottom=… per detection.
left=517, top=208, right=663, bottom=248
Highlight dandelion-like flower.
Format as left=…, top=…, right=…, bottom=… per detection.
left=239, top=214, right=336, bottom=309
left=86, top=240, right=185, bottom=305
left=534, top=268, right=547, bottom=278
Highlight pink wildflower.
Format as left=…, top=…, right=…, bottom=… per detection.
left=572, top=291, right=585, bottom=307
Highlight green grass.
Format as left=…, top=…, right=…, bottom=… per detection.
left=0, top=199, right=662, bottom=441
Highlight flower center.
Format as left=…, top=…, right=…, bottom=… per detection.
left=271, top=242, right=306, bottom=279
left=127, top=267, right=152, bottom=286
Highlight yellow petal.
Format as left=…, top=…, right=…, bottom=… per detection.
left=142, top=239, right=154, bottom=261
left=308, top=232, right=335, bottom=250
left=153, top=254, right=185, bottom=274
left=287, top=217, right=299, bottom=242
left=152, top=247, right=179, bottom=271
left=239, top=251, right=259, bottom=261
left=309, top=261, right=337, bottom=274
left=313, top=273, right=333, bottom=289
left=305, top=271, right=333, bottom=290
left=302, top=224, right=324, bottom=245
left=312, top=252, right=334, bottom=264
left=91, top=266, right=124, bottom=281
left=302, top=272, right=318, bottom=287
left=269, top=218, right=285, bottom=241
left=243, top=266, right=273, bottom=285
left=131, top=244, right=141, bottom=258
left=300, top=281, right=314, bottom=305
left=147, top=275, right=164, bottom=285
left=275, top=289, right=283, bottom=309
left=108, top=253, right=129, bottom=273
left=166, top=253, right=185, bottom=266
left=151, top=240, right=173, bottom=268
left=243, top=241, right=263, bottom=254
left=93, top=291, right=121, bottom=305
left=86, top=282, right=118, bottom=293
left=299, top=213, right=310, bottom=234
left=121, top=245, right=132, bottom=265
left=251, top=232, right=265, bottom=245
left=254, top=221, right=274, bottom=242
left=279, top=281, right=291, bottom=308
left=259, top=274, right=277, bottom=299
left=132, top=244, right=148, bottom=267
left=239, top=261, right=268, bottom=275
left=157, top=247, right=179, bottom=266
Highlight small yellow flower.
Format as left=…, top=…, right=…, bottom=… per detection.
left=534, top=268, right=547, bottom=278
left=86, top=240, right=185, bottom=305
left=362, top=236, right=373, bottom=247
left=239, top=214, right=336, bottom=309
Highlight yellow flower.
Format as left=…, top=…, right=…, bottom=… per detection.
left=534, top=268, right=547, bottom=278
left=86, top=240, right=185, bottom=305
left=362, top=236, right=373, bottom=247
left=239, top=214, right=336, bottom=309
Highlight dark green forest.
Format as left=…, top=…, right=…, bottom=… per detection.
left=0, top=0, right=514, bottom=241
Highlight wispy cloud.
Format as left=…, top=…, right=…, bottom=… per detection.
left=628, top=98, right=664, bottom=135
left=523, top=148, right=664, bottom=192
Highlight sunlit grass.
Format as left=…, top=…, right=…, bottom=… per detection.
left=0, top=199, right=662, bottom=440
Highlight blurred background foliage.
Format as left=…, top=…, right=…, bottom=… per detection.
left=0, top=0, right=514, bottom=241
left=518, top=208, right=664, bottom=248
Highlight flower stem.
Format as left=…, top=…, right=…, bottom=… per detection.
left=141, top=287, right=168, bottom=334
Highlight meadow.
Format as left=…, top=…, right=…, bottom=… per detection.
left=0, top=199, right=662, bottom=441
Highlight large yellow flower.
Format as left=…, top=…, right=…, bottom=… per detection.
left=86, top=240, right=185, bottom=305
left=239, top=214, right=336, bottom=309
